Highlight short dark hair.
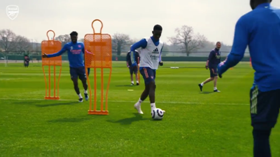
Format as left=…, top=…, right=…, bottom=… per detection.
left=70, top=31, right=78, bottom=36
left=260, top=0, right=272, bottom=3
left=153, top=24, right=162, bottom=31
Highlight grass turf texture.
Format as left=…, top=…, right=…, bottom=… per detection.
left=0, top=62, right=279, bottom=157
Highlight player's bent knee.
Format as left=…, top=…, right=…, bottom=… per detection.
left=72, top=78, right=78, bottom=84
left=149, top=82, right=156, bottom=89
left=81, top=78, right=87, bottom=83
left=71, top=78, right=78, bottom=82
left=73, top=82, right=78, bottom=88
left=145, top=84, right=150, bottom=89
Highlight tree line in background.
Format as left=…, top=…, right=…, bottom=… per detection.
left=0, top=26, right=233, bottom=57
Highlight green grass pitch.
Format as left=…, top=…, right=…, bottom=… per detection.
left=0, top=62, right=279, bottom=156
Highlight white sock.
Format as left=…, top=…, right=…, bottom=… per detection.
left=214, top=87, right=217, bottom=90
left=84, top=90, right=88, bottom=94
left=78, top=93, right=82, bottom=98
left=151, top=103, right=156, bottom=110
left=136, top=80, right=139, bottom=83
left=138, top=98, right=143, bottom=104
left=201, top=82, right=204, bottom=86
left=131, top=81, right=134, bottom=84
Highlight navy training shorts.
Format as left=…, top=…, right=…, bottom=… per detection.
left=209, top=66, right=218, bottom=77
left=70, top=67, right=87, bottom=80
left=250, top=85, right=280, bottom=130
left=129, top=65, right=138, bottom=75
left=140, top=67, right=156, bottom=85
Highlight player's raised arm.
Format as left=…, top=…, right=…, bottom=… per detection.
left=130, top=39, right=147, bottom=65
left=81, top=43, right=91, bottom=76
left=218, top=16, right=249, bottom=76
left=42, top=44, right=67, bottom=58
left=130, top=39, right=147, bottom=52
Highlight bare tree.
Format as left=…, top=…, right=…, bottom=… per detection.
left=169, top=25, right=206, bottom=56
left=112, top=33, right=130, bottom=56
left=10, top=35, right=32, bottom=54
left=0, top=29, right=16, bottom=52
left=29, top=39, right=41, bottom=55
left=125, top=38, right=141, bottom=52
left=130, top=38, right=140, bottom=45
left=129, top=38, right=141, bottom=47
left=55, top=34, right=71, bottom=46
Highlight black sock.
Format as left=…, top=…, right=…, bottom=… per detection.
left=253, top=129, right=271, bottom=157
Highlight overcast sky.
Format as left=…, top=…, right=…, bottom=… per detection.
left=1, top=0, right=280, bottom=45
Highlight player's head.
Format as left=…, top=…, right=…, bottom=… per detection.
left=250, top=0, right=272, bottom=10
left=152, top=24, right=162, bottom=41
left=70, top=31, right=78, bottom=43
left=216, top=41, right=221, bottom=49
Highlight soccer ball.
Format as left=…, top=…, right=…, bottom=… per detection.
left=151, top=108, right=165, bottom=120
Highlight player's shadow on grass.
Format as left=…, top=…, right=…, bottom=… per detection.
left=12, top=100, right=39, bottom=105
left=35, top=101, right=77, bottom=107
left=107, top=113, right=150, bottom=125
left=11, top=100, right=77, bottom=107
left=200, top=91, right=214, bottom=94
left=48, top=116, right=92, bottom=123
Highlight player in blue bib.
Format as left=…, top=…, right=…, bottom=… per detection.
left=42, top=31, right=88, bottom=102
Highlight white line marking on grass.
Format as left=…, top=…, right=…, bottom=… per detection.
left=0, top=98, right=248, bottom=106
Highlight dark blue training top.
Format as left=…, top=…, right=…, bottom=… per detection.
left=218, top=3, right=280, bottom=92
left=47, top=42, right=85, bottom=68
left=126, top=51, right=139, bottom=67
left=208, top=48, right=221, bottom=67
